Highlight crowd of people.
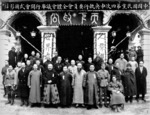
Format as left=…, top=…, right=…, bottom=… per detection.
left=1, top=46, right=147, bottom=112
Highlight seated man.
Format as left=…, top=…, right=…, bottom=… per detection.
left=108, top=75, right=125, bottom=112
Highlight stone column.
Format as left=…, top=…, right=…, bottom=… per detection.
left=37, top=26, right=59, bottom=62
left=92, top=25, right=111, bottom=62
left=139, top=28, right=150, bottom=72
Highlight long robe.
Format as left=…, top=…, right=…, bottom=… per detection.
left=59, top=72, right=72, bottom=106
left=135, top=67, right=147, bottom=95
left=28, top=70, right=42, bottom=103
left=122, top=69, right=137, bottom=96
left=73, top=69, right=86, bottom=104
left=18, top=68, right=29, bottom=98
left=108, top=81, right=125, bottom=106
left=8, top=50, right=16, bottom=68
left=83, top=71, right=99, bottom=105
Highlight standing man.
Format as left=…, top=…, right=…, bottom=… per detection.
left=76, top=55, right=85, bottom=66
left=72, top=63, right=86, bottom=107
left=85, top=57, right=93, bottom=72
left=52, top=51, right=58, bottom=64
left=5, top=65, right=16, bottom=105
left=93, top=55, right=104, bottom=71
left=43, top=55, right=53, bottom=70
left=128, top=47, right=137, bottom=61
left=16, top=48, right=23, bottom=63
left=106, top=58, right=114, bottom=75
left=54, top=56, right=64, bottom=75
left=59, top=66, right=72, bottom=107
left=1, top=60, right=9, bottom=97
left=43, top=63, right=60, bottom=107
left=22, top=53, right=29, bottom=64
left=35, top=52, right=43, bottom=65
left=135, top=61, right=147, bottom=102
left=97, top=63, right=110, bottom=108
left=18, top=63, right=29, bottom=106
left=128, top=57, right=138, bottom=72
left=14, top=62, right=22, bottom=97
left=83, top=64, right=99, bottom=109
left=8, top=47, right=16, bottom=68
left=29, top=51, right=36, bottom=65
left=28, top=64, right=42, bottom=107
left=115, top=53, right=127, bottom=72
left=136, top=46, right=144, bottom=64
left=68, top=60, right=77, bottom=76
left=26, top=60, right=33, bottom=74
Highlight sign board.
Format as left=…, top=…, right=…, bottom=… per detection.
left=46, top=12, right=103, bottom=26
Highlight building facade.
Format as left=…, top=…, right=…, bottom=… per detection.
left=0, top=0, right=150, bottom=71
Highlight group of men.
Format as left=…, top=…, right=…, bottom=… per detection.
left=1, top=48, right=147, bottom=111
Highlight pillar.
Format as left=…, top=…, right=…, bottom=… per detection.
left=139, top=28, right=150, bottom=72
left=92, top=25, right=111, bottom=62
left=37, top=26, right=59, bottom=62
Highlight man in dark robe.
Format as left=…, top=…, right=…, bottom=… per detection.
left=22, top=54, right=29, bottom=64
left=59, top=66, right=72, bottom=107
left=18, top=62, right=29, bottom=106
left=93, top=55, right=104, bottom=71
left=29, top=51, right=36, bottom=65
left=136, top=46, right=144, bottom=64
left=28, top=64, right=42, bottom=107
left=35, top=52, right=43, bottom=65
left=106, top=58, right=114, bottom=75
left=25, top=60, right=33, bottom=73
left=135, top=61, right=147, bottom=102
left=122, top=63, right=137, bottom=103
left=52, top=51, right=58, bottom=64
left=76, top=55, right=85, bottom=67
left=8, top=47, right=16, bottom=68
left=43, top=63, right=60, bottom=107
left=83, top=64, right=99, bottom=109
left=16, top=48, right=23, bottom=63
left=43, top=55, right=53, bottom=70
left=85, top=57, right=93, bottom=72
left=1, top=60, right=9, bottom=97
left=54, top=56, right=64, bottom=75
left=64, top=58, right=70, bottom=67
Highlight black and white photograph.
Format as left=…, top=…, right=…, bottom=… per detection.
left=0, top=0, right=150, bottom=115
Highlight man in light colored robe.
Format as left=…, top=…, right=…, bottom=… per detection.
left=28, top=64, right=42, bottom=107
left=72, top=63, right=86, bottom=107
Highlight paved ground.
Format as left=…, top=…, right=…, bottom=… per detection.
left=0, top=83, right=149, bottom=115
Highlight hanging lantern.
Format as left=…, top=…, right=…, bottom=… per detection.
left=31, top=31, right=36, bottom=37
left=16, top=31, right=21, bottom=36
left=112, top=31, right=116, bottom=37
left=126, top=31, right=131, bottom=37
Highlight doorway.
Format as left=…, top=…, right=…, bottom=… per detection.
left=9, top=13, right=42, bottom=55
left=56, top=26, right=93, bottom=61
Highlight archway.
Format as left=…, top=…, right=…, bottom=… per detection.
left=108, top=13, right=143, bottom=61
left=7, top=12, right=42, bottom=55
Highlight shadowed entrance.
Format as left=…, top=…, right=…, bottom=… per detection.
left=56, top=26, right=93, bottom=61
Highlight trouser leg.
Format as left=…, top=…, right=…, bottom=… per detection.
left=99, top=87, right=103, bottom=105
left=103, top=87, right=107, bottom=105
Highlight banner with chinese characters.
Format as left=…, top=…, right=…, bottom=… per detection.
left=43, top=33, right=56, bottom=61
left=46, top=12, right=103, bottom=26
left=2, top=1, right=149, bottom=10
left=94, top=32, right=107, bottom=62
